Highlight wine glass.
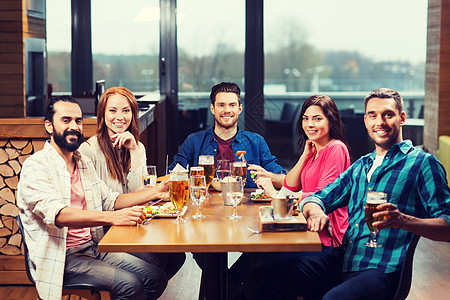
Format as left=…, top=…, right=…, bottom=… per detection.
left=226, top=176, right=244, bottom=220
left=364, top=191, right=387, bottom=247
left=169, top=170, right=189, bottom=224
left=142, top=165, right=157, bottom=187
left=190, top=175, right=207, bottom=219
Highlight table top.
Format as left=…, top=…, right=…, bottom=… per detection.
left=98, top=189, right=322, bottom=253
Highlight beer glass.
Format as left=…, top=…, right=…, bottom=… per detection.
left=190, top=166, right=205, bottom=177
left=169, top=170, right=189, bottom=224
left=216, top=159, right=231, bottom=181
left=199, top=155, right=215, bottom=188
left=232, top=161, right=247, bottom=184
left=190, top=175, right=207, bottom=219
left=142, top=165, right=157, bottom=187
left=364, top=191, right=388, bottom=247
left=226, top=176, right=244, bottom=220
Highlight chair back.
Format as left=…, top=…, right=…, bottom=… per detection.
left=16, top=214, right=35, bottom=285
left=392, top=234, right=420, bottom=300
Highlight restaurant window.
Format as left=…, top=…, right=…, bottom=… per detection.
left=263, top=0, right=427, bottom=160
left=177, top=0, right=245, bottom=141
left=91, top=0, right=160, bottom=93
left=46, top=0, right=71, bottom=93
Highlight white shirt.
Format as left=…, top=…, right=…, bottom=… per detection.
left=17, top=141, right=119, bottom=300
left=78, top=136, right=147, bottom=193
left=367, top=155, right=385, bottom=182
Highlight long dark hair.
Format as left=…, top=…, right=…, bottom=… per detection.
left=296, top=95, right=351, bottom=159
left=96, top=87, right=140, bottom=183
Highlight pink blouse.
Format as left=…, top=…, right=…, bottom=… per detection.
left=284, top=139, right=350, bottom=247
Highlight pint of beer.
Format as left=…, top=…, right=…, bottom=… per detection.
left=170, top=170, right=189, bottom=223
left=198, top=155, right=215, bottom=187
left=232, top=161, right=247, bottom=184
left=364, top=191, right=387, bottom=247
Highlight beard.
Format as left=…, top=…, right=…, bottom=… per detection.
left=53, top=129, right=84, bottom=152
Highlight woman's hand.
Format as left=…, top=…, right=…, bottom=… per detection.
left=111, top=132, right=138, bottom=151
left=155, top=179, right=170, bottom=200
left=302, top=139, right=316, bottom=160
left=255, top=177, right=277, bottom=197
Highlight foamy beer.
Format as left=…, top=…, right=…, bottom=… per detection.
left=169, top=170, right=189, bottom=223
left=232, top=161, right=247, bottom=184
left=190, top=166, right=204, bottom=176
left=198, top=155, right=215, bottom=187
left=364, top=191, right=387, bottom=247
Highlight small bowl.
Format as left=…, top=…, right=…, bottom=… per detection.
left=211, top=178, right=221, bottom=191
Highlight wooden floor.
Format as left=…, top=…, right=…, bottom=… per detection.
left=0, top=238, right=448, bottom=299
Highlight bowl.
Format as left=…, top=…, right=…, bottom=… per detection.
left=211, top=178, right=221, bottom=191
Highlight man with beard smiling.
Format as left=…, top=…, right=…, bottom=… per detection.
left=244, top=88, right=450, bottom=300
left=170, top=82, right=286, bottom=188
left=17, top=96, right=171, bottom=300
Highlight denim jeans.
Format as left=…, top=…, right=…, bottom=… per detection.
left=64, top=240, right=167, bottom=300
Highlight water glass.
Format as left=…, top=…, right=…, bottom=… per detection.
left=143, top=165, right=157, bottom=187
left=226, top=176, right=244, bottom=220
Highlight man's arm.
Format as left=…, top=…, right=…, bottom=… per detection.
left=374, top=203, right=450, bottom=241
left=302, top=202, right=330, bottom=233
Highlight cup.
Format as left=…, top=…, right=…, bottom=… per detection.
left=259, top=206, right=273, bottom=221
left=143, top=165, right=157, bottom=187
left=220, top=176, right=235, bottom=206
left=272, top=195, right=294, bottom=220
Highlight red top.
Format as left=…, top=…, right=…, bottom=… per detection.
left=284, top=139, right=350, bottom=247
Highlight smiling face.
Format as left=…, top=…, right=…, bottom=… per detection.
left=104, top=94, right=133, bottom=137
left=364, top=97, right=406, bottom=155
left=210, top=92, right=242, bottom=130
left=302, top=105, right=331, bottom=147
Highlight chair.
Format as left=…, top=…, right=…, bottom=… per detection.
left=16, top=215, right=111, bottom=300
left=392, top=234, right=421, bottom=300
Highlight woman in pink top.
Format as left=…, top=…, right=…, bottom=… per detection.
left=259, top=95, right=350, bottom=247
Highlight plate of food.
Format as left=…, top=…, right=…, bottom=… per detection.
left=250, top=189, right=272, bottom=202
left=138, top=202, right=184, bottom=218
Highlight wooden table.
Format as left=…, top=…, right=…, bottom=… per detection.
left=98, top=190, right=321, bottom=299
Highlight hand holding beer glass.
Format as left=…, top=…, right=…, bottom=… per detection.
left=364, top=191, right=388, bottom=247
left=198, top=155, right=215, bottom=188
left=190, top=175, right=207, bottom=219
left=170, top=170, right=189, bottom=224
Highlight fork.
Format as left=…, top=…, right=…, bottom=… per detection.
left=247, top=227, right=261, bottom=234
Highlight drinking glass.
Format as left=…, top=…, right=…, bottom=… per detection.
left=190, top=175, right=207, bottom=219
left=226, top=176, right=244, bottom=220
left=169, top=170, right=189, bottom=224
left=198, top=155, right=215, bottom=188
left=232, top=161, right=247, bottom=185
left=190, top=166, right=204, bottom=177
left=142, top=165, right=157, bottom=187
left=216, top=159, right=231, bottom=181
left=364, top=191, right=388, bottom=247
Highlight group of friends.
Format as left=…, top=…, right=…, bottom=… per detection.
left=16, top=81, right=450, bottom=300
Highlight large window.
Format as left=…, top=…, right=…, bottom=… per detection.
left=92, top=0, right=160, bottom=92
left=46, top=0, right=71, bottom=93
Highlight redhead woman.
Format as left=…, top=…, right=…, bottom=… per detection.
left=78, top=87, right=185, bottom=282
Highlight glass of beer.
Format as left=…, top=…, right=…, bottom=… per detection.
left=198, top=155, right=215, bottom=188
left=226, top=176, right=244, bottom=220
left=364, top=191, right=388, bottom=247
left=142, top=165, right=157, bottom=187
left=232, top=161, right=247, bottom=185
left=216, top=159, right=231, bottom=181
left=190, top=175, right=207, bottom=219
left=190, top=166, right=204, bottom=177
left=169, top=170, right=190, bottom=224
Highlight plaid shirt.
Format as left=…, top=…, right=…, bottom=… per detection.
left=301, top=140, right=450, bottom=273
left=17, top=141, right=119, bottom=300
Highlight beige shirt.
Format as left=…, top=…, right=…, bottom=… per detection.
left=78, top=136, right=147, bottom=193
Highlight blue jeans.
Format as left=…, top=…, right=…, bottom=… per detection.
left=244, top=247, right=400, bottom=300
left=132, top=252, right=186, bottom=280
left=64, top=240, right=167, bottom=300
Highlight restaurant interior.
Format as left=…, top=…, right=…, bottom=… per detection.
left=0, top=0, right=449, bottom=299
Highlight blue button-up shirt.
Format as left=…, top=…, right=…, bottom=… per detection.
left=169, top=127, right=286, bottom=187
left=301, top=140, right=450, bottom=273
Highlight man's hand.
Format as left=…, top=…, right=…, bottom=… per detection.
left=372, top=202, right=407, bottom=230
left=112, top=207, right=146, bottom=226
left=303, top=202, right=329, bottom=232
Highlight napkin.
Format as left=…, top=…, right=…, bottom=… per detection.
left=171, top=163, right=187, bottom=172
left=170, top=164, right=188, bottom=181
left=273, top=186, right=295, bottom=199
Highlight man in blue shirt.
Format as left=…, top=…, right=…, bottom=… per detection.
left=169, top=82, right=286, bottom=188
left=244, top=88, right=450, bottom=300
